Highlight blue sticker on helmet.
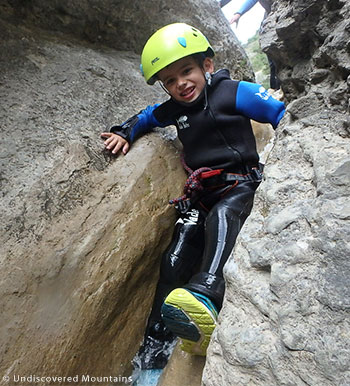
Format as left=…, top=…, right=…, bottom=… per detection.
left=177, top=37, right=187, bottom=48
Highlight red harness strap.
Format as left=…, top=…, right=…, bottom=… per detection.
left=169, top=166, right=214, bottom=205
left=169, top=153, right=225, bottom=205
left=200, top=169, right=224, bottom=179
left=169, top=154, right=262, bottom=208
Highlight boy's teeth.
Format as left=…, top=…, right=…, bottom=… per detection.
left=183, top=87, right=193, bottom=96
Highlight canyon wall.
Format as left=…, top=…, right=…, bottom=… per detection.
left=203, top=1, right=350, bottom=385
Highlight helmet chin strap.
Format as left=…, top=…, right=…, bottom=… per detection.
left=158, top=81, right=171, bottom=95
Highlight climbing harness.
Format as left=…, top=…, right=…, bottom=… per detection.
left=203, top=166, right=264, bottom=186
left=169, top=155, right=263, bottom=213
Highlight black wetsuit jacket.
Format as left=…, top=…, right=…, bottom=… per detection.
left=154, top=70, right=259, bottom=172
left=111, top=69, right=285, bottom=173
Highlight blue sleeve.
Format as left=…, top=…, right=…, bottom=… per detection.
left=235, top=81, right=285, bottom=129
left=237, top=0, right=258, bottom=15
left=111, top=103, right=169, bottom=143
left=129, top=104, right=165, bottom=142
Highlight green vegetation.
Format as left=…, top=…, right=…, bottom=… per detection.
left=243, top=32, right=270, bottom=89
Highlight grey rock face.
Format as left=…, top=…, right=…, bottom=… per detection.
left=0, top=16, right=184, bottom=380
left=0, top=0, right=253, bottom=80
left=204, top=1, right=350, bottom=385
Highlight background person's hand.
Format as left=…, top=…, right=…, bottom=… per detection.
left=230, top=13, right=241, bottom=26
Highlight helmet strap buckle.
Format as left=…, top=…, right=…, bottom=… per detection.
left=205, top=71, right=212, bottom=86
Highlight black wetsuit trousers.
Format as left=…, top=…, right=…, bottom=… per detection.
left=147, top=180, right=259, bottom=329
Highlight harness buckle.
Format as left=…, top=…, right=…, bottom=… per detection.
left=175, top=199, right=192, bottom=214
left=251, top=167, right=263, bottom=181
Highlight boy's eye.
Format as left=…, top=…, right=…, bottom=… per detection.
left=165, top=78, right=175, bottom=86
left=183, top=67, right=192, bottom=75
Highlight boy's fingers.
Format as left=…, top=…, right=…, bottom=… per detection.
left=112, top=141, right=123, bottom=154
left=104, top=138, right=114, bottom=148
left=107, top=137, right=118, bottom=149
left=100, top=133, right=128, bottom=155
left=102, top=133, right=115, bottom=146
left=122, top=142, right=130, bottom=154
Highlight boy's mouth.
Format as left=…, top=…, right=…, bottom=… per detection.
left=180, top=86, right=196, bottom=100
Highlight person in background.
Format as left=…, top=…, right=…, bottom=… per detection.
left=218, top=0, right=233, bottom=7
left=229, top=0, right=281, bottom=89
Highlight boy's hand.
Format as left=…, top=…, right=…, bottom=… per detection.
left=101, top=132, right=130, bottom=155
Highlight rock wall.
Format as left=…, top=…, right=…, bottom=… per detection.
left=158, top=342, right=206, bottom=386
left=0, top=0, right=253, bottom=81
left=0, top=0, right=252, bottom=383
left=0, top=17, right=185, bottom=382
left=204, top=1, right=350, bottom=385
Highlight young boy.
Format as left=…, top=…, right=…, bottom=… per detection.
left=101, top=23, right=285, bottom=368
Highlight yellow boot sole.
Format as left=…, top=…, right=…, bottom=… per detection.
left=161, top=288, right=217, bottom=356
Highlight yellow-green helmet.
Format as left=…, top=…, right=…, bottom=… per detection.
left=140, top=23, right=215, bottom=85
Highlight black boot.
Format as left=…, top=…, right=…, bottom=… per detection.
left=134, top=321, right=176, bottom=370
left=184, top=272, right=225, bottom=310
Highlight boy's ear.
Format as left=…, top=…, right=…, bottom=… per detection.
left=203, top=57, right=215, bottom=73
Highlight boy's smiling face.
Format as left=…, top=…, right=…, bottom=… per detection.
left=158, top=56, right=214, bottom=103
